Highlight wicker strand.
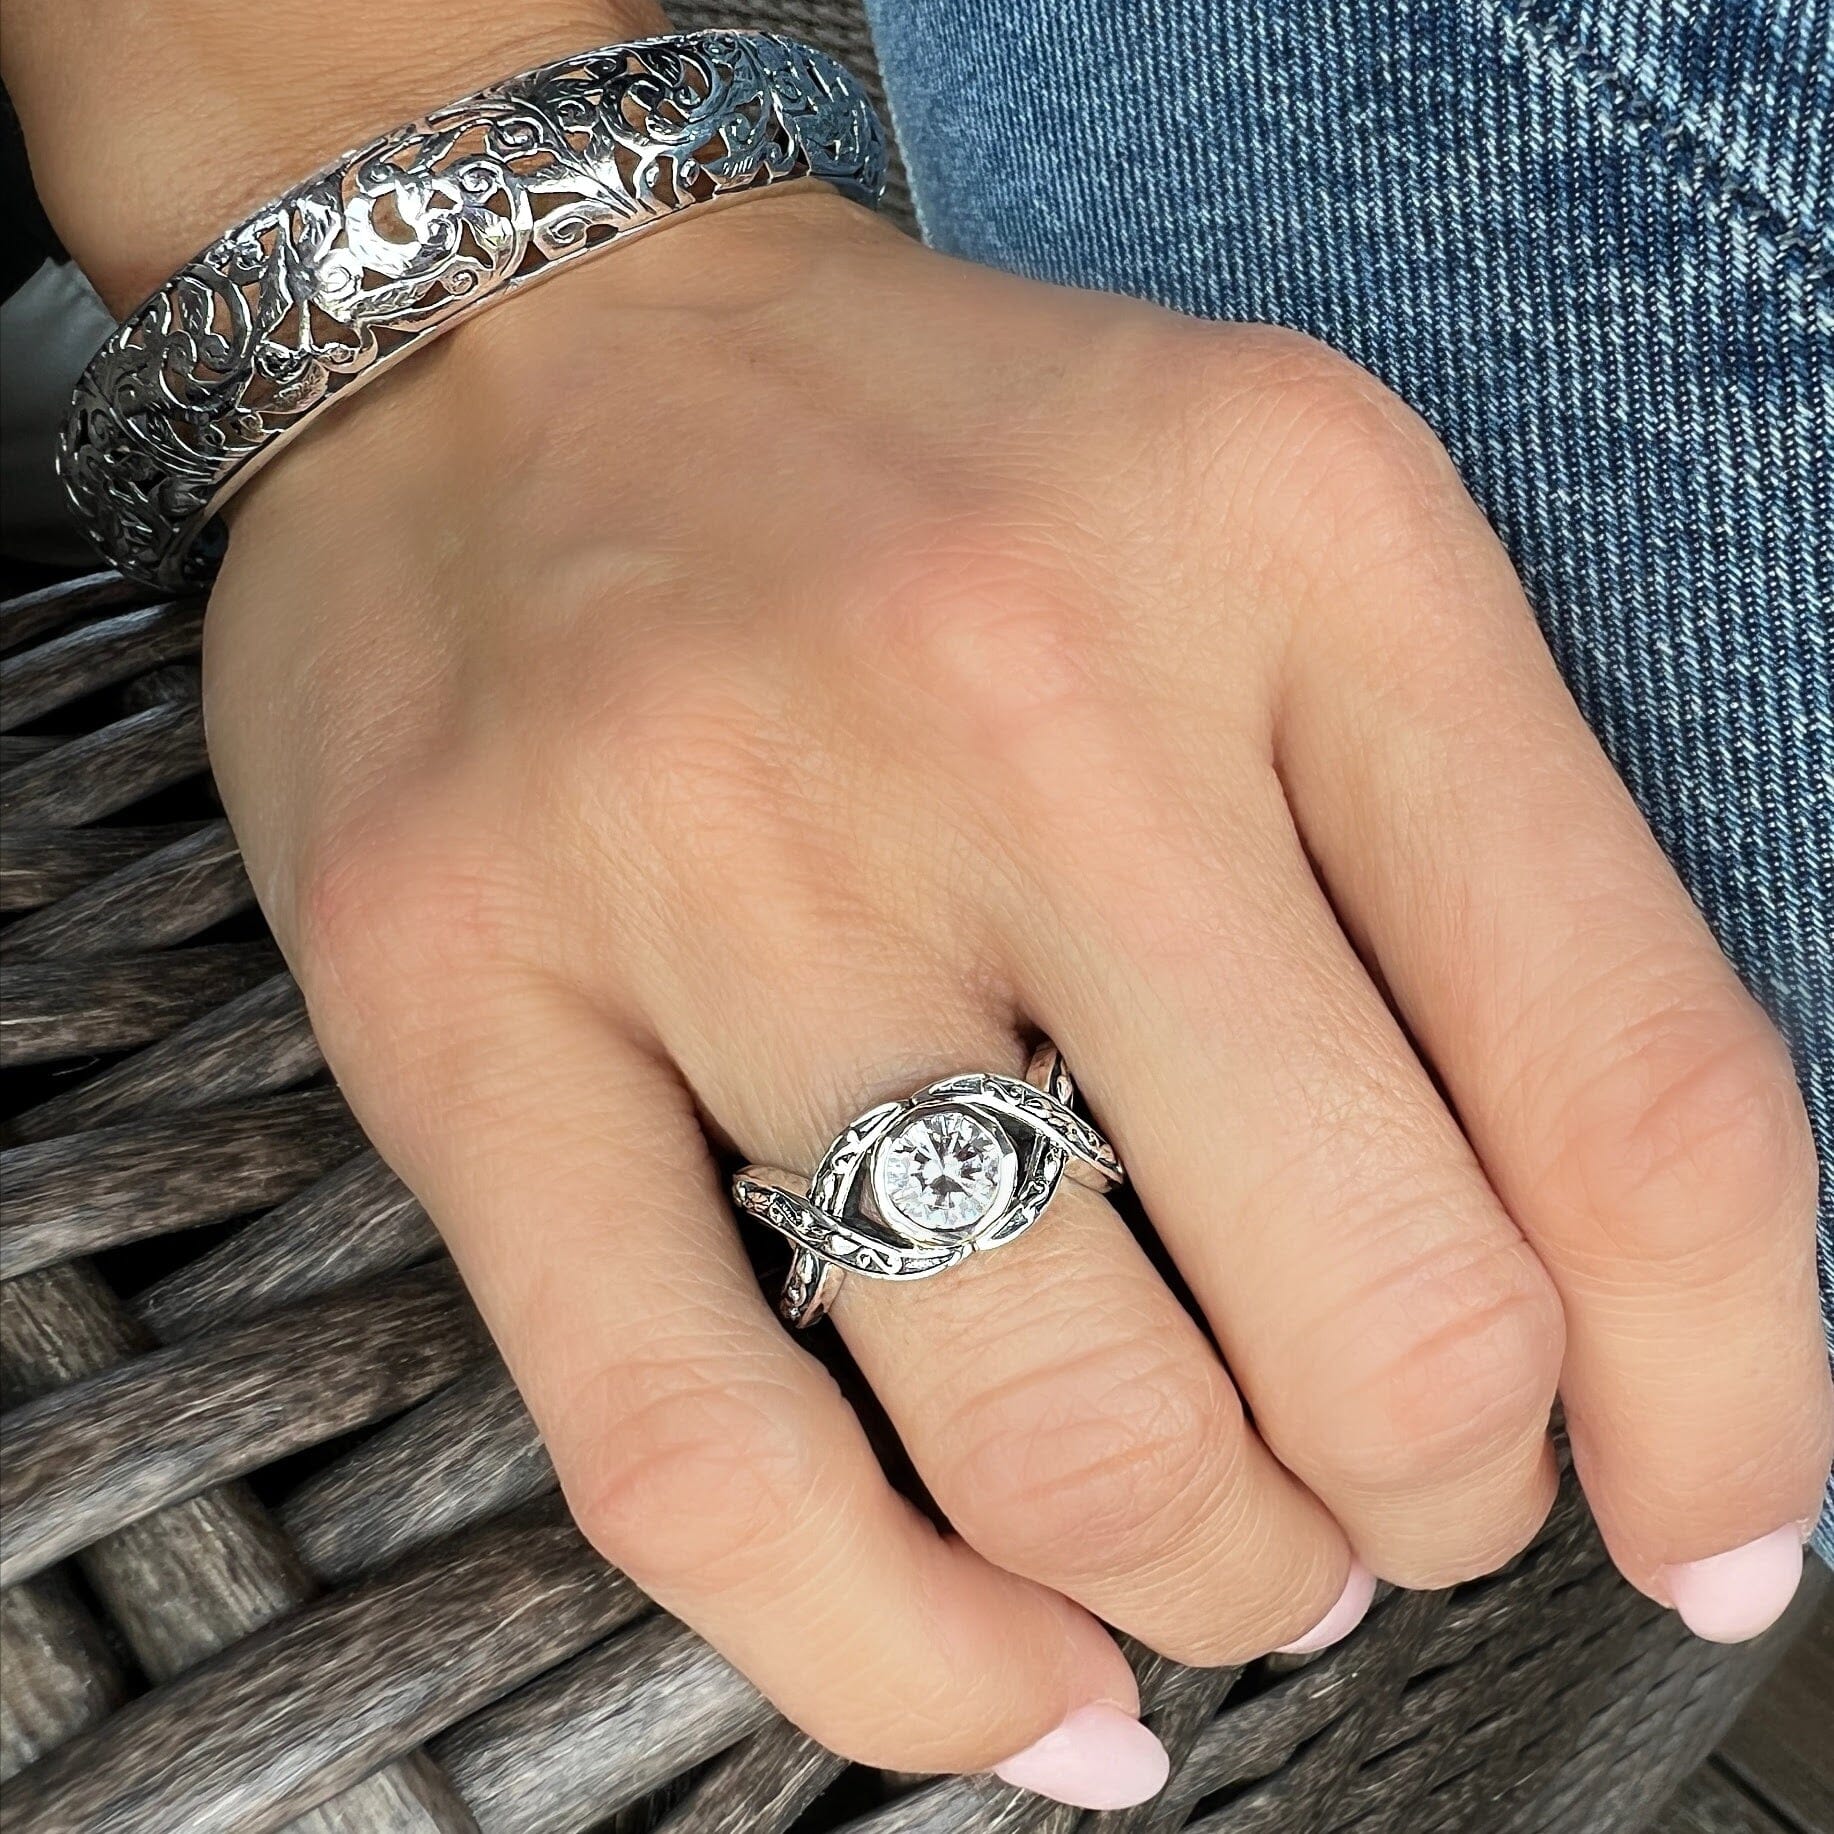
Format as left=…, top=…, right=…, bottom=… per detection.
left=0, top=1576, right=127, bottom=1783
left=280, top=1359, right=549, bottom=1586
left=0, top=881, right=479, bottom=1834
left=0, top=601, right=205, bottom=733
left=0, top=571, right=146, bottom=657
left=1, top=941, right=281, bottom=1067
left=6, top=971, right=320, bottom=1146
left=1, top=1088, right=362, bottom=1276
left=655, top=1720, right=849, bottom=1834
left=432, top=1613, right=768, bottom=1834
left=0, top=1263, right=476, bottom=1833
left=2, top=821, right=253, bottom=962
left=0, top=699, right=208, bottom=826
left=1, top=826, right=198, bottom=914
left=0, top=1261, right=483, bottom=1585
left=2, top=1499, right=645, bottom=1834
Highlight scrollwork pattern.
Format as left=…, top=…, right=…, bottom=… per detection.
left=58, top=33, right=885, bottom=587
left=732, top=1045, right=1125, bottom=1328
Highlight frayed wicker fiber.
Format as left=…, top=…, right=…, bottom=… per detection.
left=0, top=13, right=1809, bottom=1821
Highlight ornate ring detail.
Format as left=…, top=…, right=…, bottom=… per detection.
left=732, top=1043, right=1124, bottom=1327
left=58, top=31, right=885, bottom=588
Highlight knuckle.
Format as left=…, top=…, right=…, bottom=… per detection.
left=1279, top=357, right=1453, bottom=502
left=1306, top=1240, right=1563, bottom=1495
left=293, top=822, right=404, bottom=995
left=1230, top=328, right=1456, bottom=497
left=293, top=789, right=520, bottom=1011
left=1188, top=326, right=1494, bottom=612
left=564, top=1367, right=819, bottom=1598
left=941, top=1337, right=1242, bottom=1579
left=837, top=517, right=1104, bottom=766
left=1555, top=996, right=1816, bottom=1265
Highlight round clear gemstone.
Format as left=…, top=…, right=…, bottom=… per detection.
left=877, top=1110, right=1006, bottom=1233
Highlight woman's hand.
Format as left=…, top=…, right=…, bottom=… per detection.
left=202, top=184, right=1831, bottom=1800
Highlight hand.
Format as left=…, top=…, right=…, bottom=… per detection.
left=201, top=183, right=1832, bottom=1801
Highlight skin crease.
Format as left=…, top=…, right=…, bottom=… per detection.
left=6, top=0, right=1830, bottom=1783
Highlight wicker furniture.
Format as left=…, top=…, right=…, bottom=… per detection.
left=2, top=562, right=1815, bottom=1834
left=0, top=10, right=1815, bottom=1823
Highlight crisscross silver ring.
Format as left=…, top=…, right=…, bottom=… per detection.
left=731, top=1043, right=1124, bottom=1327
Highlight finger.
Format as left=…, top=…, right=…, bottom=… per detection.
left=312, top=970, right=1141, bottom=1777
left=1006, top=772, right=1564, bottom=1588
left=845, top=1179, right=1365, bottom=1664
left=672, top=973, right=1361, bottom=1666
left=1276, top=523, right=1834, bottom=1637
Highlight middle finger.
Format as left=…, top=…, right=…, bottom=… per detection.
left=1008, top=773, right=1566, bottom=1588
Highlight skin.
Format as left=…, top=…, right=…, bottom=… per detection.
left=8, top=0, right=1831, bottom=1782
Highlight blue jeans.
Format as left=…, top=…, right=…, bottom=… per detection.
left=864, top=0, right=1834, bottom=1559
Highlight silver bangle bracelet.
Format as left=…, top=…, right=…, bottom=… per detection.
left=57, top=32, right=885, bottom=589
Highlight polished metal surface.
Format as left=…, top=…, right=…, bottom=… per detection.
left=59, top=32, right=885, bottom=587
left=732, top=1043, right=1125, bottom=1327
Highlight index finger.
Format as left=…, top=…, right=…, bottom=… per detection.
left=313, top=964, right=1146, bottom=1778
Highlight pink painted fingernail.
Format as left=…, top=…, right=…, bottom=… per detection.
left=1276, top=1558, right=1376, bottom=1655
left=1660, top=1527, right=1804, bottom=1644
left=992, top=1703, right=1171, bottom=1809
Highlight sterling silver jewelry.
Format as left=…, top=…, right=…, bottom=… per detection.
left=732, top=1044, right=1124, bottom=1328
left=58, top=32, right=884, bottom=589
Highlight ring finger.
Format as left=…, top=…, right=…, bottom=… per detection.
left=664, top=957, right=1362, bottom=1667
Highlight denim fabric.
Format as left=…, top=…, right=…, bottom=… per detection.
left=864, top=0, right=1834, bottom=1558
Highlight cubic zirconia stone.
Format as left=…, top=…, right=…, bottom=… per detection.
left=877, top=1111, right=1006, bottom=1233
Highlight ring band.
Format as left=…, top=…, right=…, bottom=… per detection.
left=58, top=31, right=885, bottom=588
left=731, top=1043, right=1124, bottom=1327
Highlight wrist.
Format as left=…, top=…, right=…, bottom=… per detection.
left=221, top=179, right=885, bottom=557
left=3, top=0, right=668, bottom=315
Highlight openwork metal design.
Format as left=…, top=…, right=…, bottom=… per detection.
left=57, top=32, right=885, bottom=588
left=732, top=1043, right=1124, bottom=1327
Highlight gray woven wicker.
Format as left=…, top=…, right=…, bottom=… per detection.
left=0, top=11, right=1816, bottom=1824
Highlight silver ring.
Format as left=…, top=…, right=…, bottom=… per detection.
left=731, top=1043, right=1124, bottom=1327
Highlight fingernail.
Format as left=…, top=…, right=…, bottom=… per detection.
left=1660, top=1526, right=1805, bottom=1644
left=1276, top=1558, right=1376, bottom=1655
left=992, top=1703, right=1171, bottom=1809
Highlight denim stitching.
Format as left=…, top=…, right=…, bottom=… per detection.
left=1485, top=0, right=1833, bottom=284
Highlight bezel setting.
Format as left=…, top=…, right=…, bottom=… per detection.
left=731, top=1045, right=1124, bottom=1327
left=869, top=1105, right=1020, bottom=1244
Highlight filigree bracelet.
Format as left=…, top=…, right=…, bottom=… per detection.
left=57, top=32, right=886, bottom=589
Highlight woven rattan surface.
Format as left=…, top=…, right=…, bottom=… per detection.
left=0, top=9, right=1810, bottom=1820
left=1, top=589, right=1811, bottom=1834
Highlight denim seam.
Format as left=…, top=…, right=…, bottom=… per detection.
left=1482, top=0, right=1832, bottom=287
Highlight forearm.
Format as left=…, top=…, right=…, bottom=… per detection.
left=0, top=0, right=668, bottom=314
